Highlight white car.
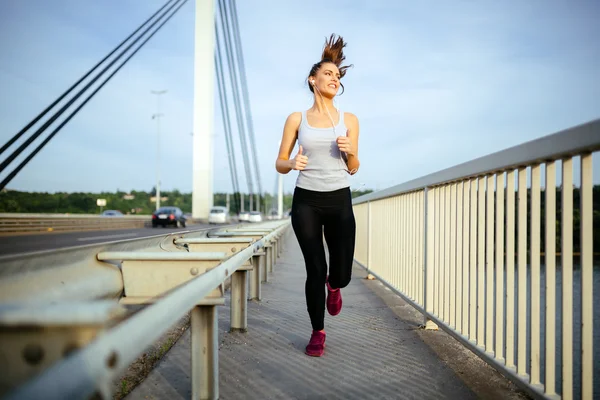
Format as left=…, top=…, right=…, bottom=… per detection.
left=208, top=206, right=229, bottom=224
left=238, top=211, right=250, bottom=222
left=248, top=211, right=263, bottom=223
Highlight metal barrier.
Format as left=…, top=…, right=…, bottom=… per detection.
left=0, top=213, right=151, bottom=234
left=0, top=220, right=290, bottom=399
left=352, top=119, right=599, bottom=400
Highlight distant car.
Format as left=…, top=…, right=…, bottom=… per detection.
left=152, top=206, right=186, bottom=228
left=267, top=210, right=279, bottom=220
left=208, top=206, right=229, bottom=224
left=248, top=211, right=263, bottom=223
left=238, top=211, right=250, bottom=222
left=101, top=210, right=123, bottom=217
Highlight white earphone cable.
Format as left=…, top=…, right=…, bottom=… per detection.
left=311, top=80, right=358, bottom=175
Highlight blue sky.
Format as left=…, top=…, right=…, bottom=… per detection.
left=0, top=0, right=598, bottom=195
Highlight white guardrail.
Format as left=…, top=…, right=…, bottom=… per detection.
left=0, top=213, right=152, bottom=234
left=352, top=119, right=599, bottom=400
left=0, top=220, right=291, bottom=400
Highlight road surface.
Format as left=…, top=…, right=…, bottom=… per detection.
left=0, top=224, right=213, bottom=256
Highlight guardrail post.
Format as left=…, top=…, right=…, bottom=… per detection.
left=191, top=305, right=219, bottom=400
left=270, top=242, right=275, bottom=270
left=422, top=187, right=438, bottom=330
left=261, top=249, right=269, bottom=283
left=265, top=243, right=273, bottom=274
left=269, top=242, right=275, bottom=272
left=367, top=201, right=372, bottom=274
left=279, top=230, right=286, bottom=255
left=250, top=252, right=263, bottom=300
left=230, top=268, right=248, bottom=332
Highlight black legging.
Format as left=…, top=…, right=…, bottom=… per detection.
left=291, top=186, right=356, bottom=331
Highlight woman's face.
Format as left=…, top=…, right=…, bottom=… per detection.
left=311, top=62, right=340, bottom=97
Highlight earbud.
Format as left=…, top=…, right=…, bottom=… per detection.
left=310, top=80, right=315, bottom=84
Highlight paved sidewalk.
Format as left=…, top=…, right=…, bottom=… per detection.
left=127, top=230, right=481, bottom=400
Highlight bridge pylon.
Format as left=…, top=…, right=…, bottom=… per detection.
left=192, top=0, right=215, bottom=220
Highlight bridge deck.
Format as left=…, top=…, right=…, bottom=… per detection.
left=127, top=230, right=525, bottom=400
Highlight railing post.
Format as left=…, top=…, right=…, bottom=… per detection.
left=367, top=201, right=372, bottom=274
left=230, top=269, right=248, bottom=332
left=278, top=235, right=282, bottom=257
left=422, top=187, right=438, bottom=330
left=271, top=241, right=276, bottom=270
left=261, top=249, right=268, bottom=283
left=191, top=305, right=218, bottom=400
left=250, top=253, right=263, bottom=300
left=277, top=234, right=282, bottom=257
left=280, top=228, right=287, bottom=254
left=266, top=243, right=273, bottom=274
left=278, top=233, right=283, bottom=256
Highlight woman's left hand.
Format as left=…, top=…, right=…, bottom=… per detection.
left=336, top=136, right=355, bottom=156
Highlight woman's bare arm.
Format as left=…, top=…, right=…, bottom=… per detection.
left=276, top=112, right=304, bottom=174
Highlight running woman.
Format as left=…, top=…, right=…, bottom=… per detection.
left=275, top=34, right=360, bottom=357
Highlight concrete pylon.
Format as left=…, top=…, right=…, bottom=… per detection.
left=192, top=0, right=215, bottom=220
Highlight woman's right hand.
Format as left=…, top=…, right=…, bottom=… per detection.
left=290, top=145, right=308, bottom=170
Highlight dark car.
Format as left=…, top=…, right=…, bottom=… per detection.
left=101, top=210, right=123, bottom=217
left=152, top=206, right=186, bottom=228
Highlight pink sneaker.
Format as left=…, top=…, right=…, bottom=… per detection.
left=305, top=330, right=326, bottom=357
left=326, top=279, right=342, bottom=316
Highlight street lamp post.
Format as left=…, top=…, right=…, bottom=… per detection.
left=151, top=89, right=167, bottom=211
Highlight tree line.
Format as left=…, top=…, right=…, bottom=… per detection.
left=0, top=188, right=375, bottom=216
left=0, top=187, right=596, bottom=254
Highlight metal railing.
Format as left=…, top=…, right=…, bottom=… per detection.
left=352, top=119, right=599, bottom=400
left=0, top=220, right=291, bottom=399
left=0, top=213, right=151, bottom=234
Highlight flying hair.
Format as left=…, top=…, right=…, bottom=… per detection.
left=320, top=34, right=351, bottom=78
left=308, top=34, right=353, bottom=94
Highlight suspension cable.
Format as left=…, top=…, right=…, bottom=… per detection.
left=215, top=26, right=241, bottom=212
left=0, top=0, right=185, bottom=177
left=0, top=0, right=189, bottom=190
left=217, top=0, right=255, bottom=209
left=0, top=0, right=178, bottom=157
left=227, top=0, right=262, bottom=198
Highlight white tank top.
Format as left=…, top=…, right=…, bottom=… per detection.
left=295, top=109, right=350, bottom=192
